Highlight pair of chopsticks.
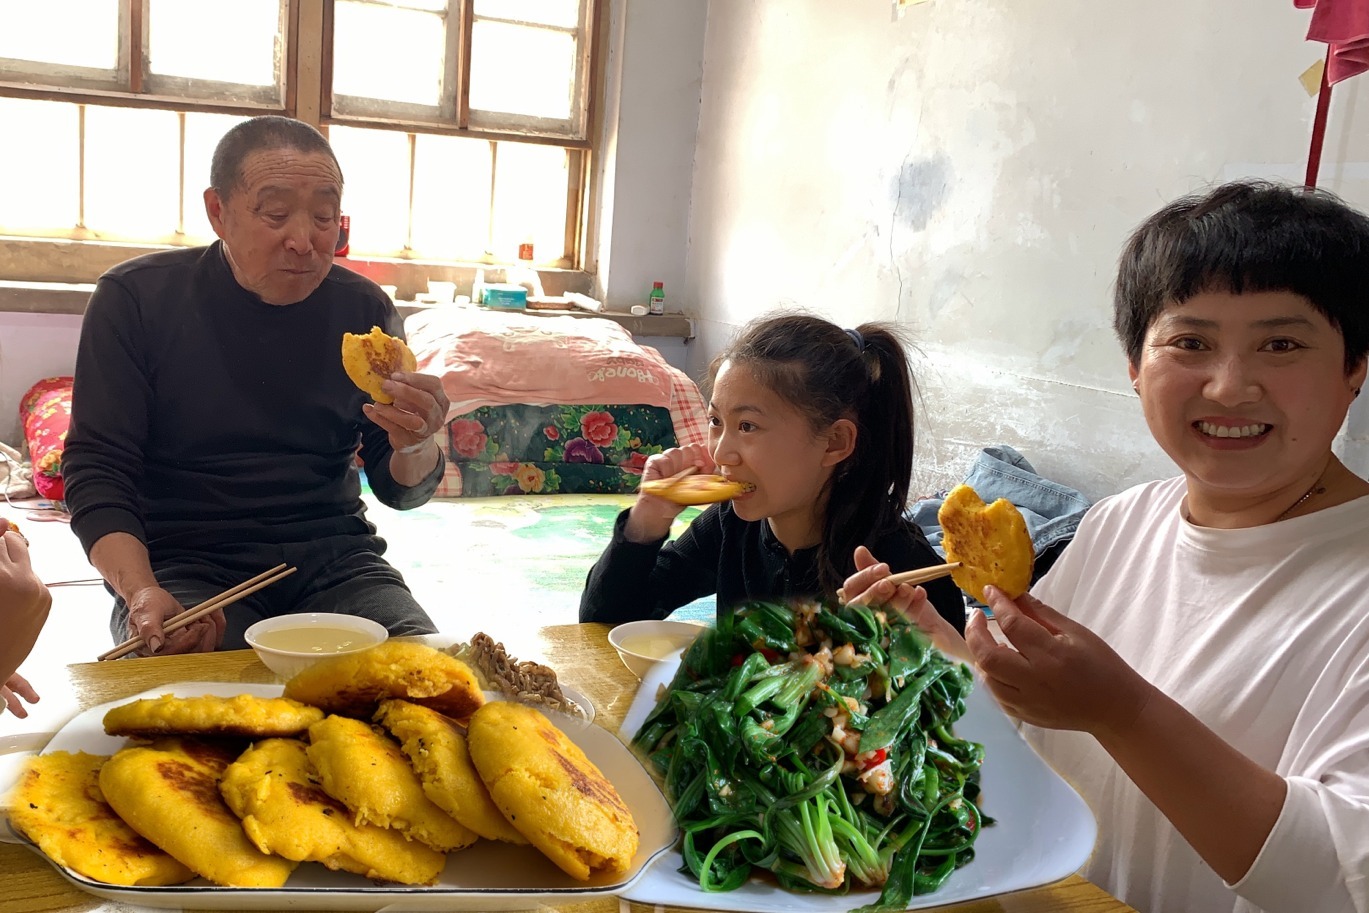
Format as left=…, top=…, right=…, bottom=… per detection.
left=98, top=563, right=297, bottom=661
left=836, top=562, right=961, bottom=604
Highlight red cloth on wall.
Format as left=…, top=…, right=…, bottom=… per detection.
left=1296, top=0, right=1369, bottom=84
left=19, top=376, right=74, bottom=502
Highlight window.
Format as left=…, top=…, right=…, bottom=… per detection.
left=0, top=0, right=597, bottom=271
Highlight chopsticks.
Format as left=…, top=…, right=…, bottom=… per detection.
left=98, top=563, right=297, bottom=661
left=837, top=562, right=961, bottom=604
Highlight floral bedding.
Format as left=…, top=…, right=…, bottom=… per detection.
left=436, top=403, right=677, bottom=497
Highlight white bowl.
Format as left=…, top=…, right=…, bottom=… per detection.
left=607, top=619, right=706, bottom=680
left=244, top=613, right=388, bottom=679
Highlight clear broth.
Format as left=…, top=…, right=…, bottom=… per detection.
left=619, top=633, right=693, bottom=659
left=254, top=626, right=373, bottom=654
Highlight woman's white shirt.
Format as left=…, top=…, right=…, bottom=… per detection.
left=1025, top=477, right=1369, bottom=913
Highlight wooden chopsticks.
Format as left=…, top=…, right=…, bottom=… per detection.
left=98, top=563, right=297, bottom=661
left=837, top=562, right=961, bottom=604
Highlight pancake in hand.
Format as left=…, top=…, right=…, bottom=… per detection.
left=374, top=699, right=528, bottom=845
left=102, top=693, right=323, bottom=739
left=306, top=715, right=479, bottom=853
left=639, top=474, right=754, bottom=506
left=341, top=325, right=416, bottom=404
left=98, top=737, right=296, bottom=888
left=284, top=641, right=485, bottom=721
left=467, top=701, right=638, bottom=881
left=7, top=751, right=194, bottom=886
left=936, top=484, right=1034, bottom=602
left=220, top=737, right=445, bottom=885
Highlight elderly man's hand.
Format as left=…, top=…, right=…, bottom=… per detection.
left=1, top=673, right=39, bottom=718
left=126, top=585, right=224, bottom=655
left=363, top=371, right=450, bottom=453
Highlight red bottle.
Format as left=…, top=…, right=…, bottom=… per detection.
left=334, top=214, right=351, bottom=258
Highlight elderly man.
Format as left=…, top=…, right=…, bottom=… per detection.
left=64, top=115, right=448, bottom=656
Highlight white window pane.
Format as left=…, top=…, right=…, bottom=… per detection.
left=334, top=2, right=446, bottom=107
left=490, top=142, right=568, bottom=263
left=474, top=0, right=579, bottom=29
left=0, top=0, right=118, bottom=70
left=469, top=22, right=574, bottom=120
left=0, top=99, right=80, bottom=233
left=410, top=134, right=492, bottom=261
left=183, top=112, right=252, bottom=242
left=329, top=126, right=411, bottom=256
left=84, top=106, right=180, bottom=239
left=148, top=0, right=282, bottom=87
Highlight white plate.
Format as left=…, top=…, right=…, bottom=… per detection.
left=618, top=650, right=1097, bottom=911
left=11, top=681, right=674, bottom=911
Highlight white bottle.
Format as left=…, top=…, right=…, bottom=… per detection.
left=508, top=239, right=545, bottom=299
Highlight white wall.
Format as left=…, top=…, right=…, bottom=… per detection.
left=0, top=313, right=82, bottom=446
left=683, top=0, right=1369, bottom=500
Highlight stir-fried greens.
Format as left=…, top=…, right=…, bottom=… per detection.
left=632, top=600, right=990, bottom=913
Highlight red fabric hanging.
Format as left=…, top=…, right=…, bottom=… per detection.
left=1295, top=0, right=1369, bottom=84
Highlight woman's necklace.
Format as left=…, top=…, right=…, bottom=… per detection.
left=1274, top=469, right=1330, bottom=522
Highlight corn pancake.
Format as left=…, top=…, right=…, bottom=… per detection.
left=220, top=738, right=444, bottom=885
left=341, top=325, right=416, bottom=404
left=307, top=715, right=479, bottom=853
left=102, top=693, right=323, bottom=739
left=284, top=641, right=484, bottom=720
left=98, top=737, right=296, bottom=887
left=639, top=474, right=754, bottom=506
left=937, top=484, right=1034, bottom=602
left=7, top=751, right=194, bottom=886
left=467, top=701, right=638, bottom=881
left=374, top=699, right=528, bottom=845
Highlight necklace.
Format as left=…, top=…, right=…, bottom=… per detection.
left=1274, top=472, right=1329, bottom=522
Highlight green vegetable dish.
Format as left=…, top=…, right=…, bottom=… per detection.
left=631, top=600, right=991, bottom=913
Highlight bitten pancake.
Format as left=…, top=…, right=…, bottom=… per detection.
left=102, top=693, right=323, bottom=738
left=220, top=738, right=445, bottom=884
left=306, top=715, right=479, bottom=853
left=467, top=701, right=638, bottom=881
left=341, top=325, right=416, bottom=404
left=937, top=484, right=1034, bottom=602
left=374, top=699, right=527, bottom=844
left=98, top=737, right=296, bottom=887
left=7, top=751, right=194, bottom=886
left=284, top=641, right=484, bottom=720
left=639, top=474, right=754, bottom=506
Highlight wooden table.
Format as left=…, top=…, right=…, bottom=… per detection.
left=0, top=623, right=1134, bottom=913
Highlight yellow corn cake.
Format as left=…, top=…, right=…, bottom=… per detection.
left=306, top=714, right=479, bottom=853
left=284, top=641, right=485, bottom=721
left=220, top=738, right=445, bottom=885
left=102, top=693, right=323, bottom=739
left=7, top=751, right=194, bottom=886
left=467, top=701, right=638, bottom=881
left=937, top=484, right=1034, bottom=602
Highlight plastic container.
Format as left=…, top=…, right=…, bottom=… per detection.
left=483, top=283, right=528, bottom=309
left=647, top=281, right=664, bottom=315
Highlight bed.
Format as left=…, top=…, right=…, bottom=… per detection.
left=404, top=307, right=708, bottom=499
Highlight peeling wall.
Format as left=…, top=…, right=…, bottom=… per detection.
left=684, top=0, right=1369, bottom=501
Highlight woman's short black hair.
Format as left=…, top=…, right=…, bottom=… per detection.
left=1113, top=180, right=1369, bottom=374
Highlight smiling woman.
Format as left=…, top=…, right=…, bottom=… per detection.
left=843, top=180, right=1369, bottom=913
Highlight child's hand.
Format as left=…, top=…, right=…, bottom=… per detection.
left=626, top=444, right=715, bottom=541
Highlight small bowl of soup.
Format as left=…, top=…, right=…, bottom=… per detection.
left=607, top=619, right=706, bottom=680
left=245, top=613, right=388, bottom=679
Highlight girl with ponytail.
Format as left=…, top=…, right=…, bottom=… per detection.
left=580, top=312, right=964, bottom=632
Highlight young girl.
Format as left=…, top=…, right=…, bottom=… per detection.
left=579, top=313, right=965, bottom=631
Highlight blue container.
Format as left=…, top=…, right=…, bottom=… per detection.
left=483, top=284, right=528, bottom=309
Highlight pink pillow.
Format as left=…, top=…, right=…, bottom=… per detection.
left=20, top=376, right=73, bottom=502
left=406, top=309, right=675, bottom=420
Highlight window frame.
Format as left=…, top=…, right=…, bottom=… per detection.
left=0, top=0, right=601, bottom=281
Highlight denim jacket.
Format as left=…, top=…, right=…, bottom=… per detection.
left=908, top=445, right=1092, bottom=559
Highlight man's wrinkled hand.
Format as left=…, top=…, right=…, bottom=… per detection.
left=126, top=585, right=223, bottom=655
left=363, top=371, right=449, bottom=452
left=1, top=672, right=39, bottom=718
